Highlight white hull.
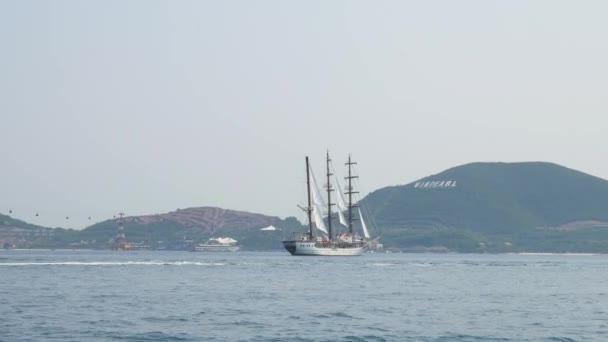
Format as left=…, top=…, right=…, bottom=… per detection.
left=282, top=240, right=365, bottom=256
left=193, top=245, right=240, bottom=252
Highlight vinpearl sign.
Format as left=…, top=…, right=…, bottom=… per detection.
left=414, top=180, right=457, bottom=189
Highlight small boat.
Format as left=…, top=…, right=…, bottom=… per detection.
left=193, top=237, right=240, bottom=252
left=282, top=152, right=372, bottom=256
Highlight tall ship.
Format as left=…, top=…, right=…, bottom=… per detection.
left=282, top=152, right=373, bottom=256
left=193, top=237, right=240, bottom=252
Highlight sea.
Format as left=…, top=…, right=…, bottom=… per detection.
left=1, top=250, right=607, bottom=342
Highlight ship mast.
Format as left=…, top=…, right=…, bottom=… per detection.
left=306, top=156, right=314, bottom=241
left=345, top=154, right=358, bottom=243
left=326, top=151, right=334, bottom=241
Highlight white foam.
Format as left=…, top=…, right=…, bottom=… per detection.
left=370, top=263, right=397, bottom=267
left=411, top=263, right=432, bottom=267
left=517, top=253, right=600, bottom=256
left=0, top=261, right=226, bottom=266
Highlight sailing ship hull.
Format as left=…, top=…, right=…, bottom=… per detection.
left=282, top=240, right=365, bottom=256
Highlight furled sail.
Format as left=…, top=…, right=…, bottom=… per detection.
left=312, top=203, right=328, bottom=234
left=358, top=208, right=370, bottom=239
left=309, top=166, right=326, bottom=208
left=333, top=175, right=348, bottom=226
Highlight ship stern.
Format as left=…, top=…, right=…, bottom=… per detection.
left=282, top=240, right=297, bottom=255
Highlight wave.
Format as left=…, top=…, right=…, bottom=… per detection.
left=92, top=331, right=196, bottom=341
left=517, top=253, right=600, bottom=256
left=218, top=335, right=555, bottom=342
left=0, top=261, right=226, bottom=266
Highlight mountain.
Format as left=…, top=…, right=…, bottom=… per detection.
left=362, top=162, right=608, bottom=252
left=5, top=162, right=608, bottom=252
left=0, top=213, right=74, bottom=249
left=1, top=207, right=303, bottom=250
left=78, top=207, right=303, bottom=250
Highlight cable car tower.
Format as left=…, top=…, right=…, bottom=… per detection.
left=111, top=213, right=130, bottom=251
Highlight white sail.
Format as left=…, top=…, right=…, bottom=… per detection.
left=333, top=175, right=348, bottom=226
left=312, top=204, right=328, bottom=234
left=309, top=166, right=326, bottom=208
left=358, top=208, right=370, bottom=239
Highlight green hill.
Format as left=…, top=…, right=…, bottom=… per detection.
left=0, top=213, right=45, bottom=230
left=5, top=162, right=608, bottom=252
left=78, top=207, right=304, bottom=250
left=362, top=162, right=608, bottom=252
left=0, top=213, right=76, bottom=248
left=1, top=207, right=304, bottom=250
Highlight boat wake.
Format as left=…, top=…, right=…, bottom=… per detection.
left=0, top=261, right=226, bottom=266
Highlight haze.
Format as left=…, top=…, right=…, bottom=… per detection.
left=1, top=1, right=607, bottom=228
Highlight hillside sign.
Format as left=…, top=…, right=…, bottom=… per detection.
left=414, top=180, right=457, bottom=189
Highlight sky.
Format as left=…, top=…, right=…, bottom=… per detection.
left=1, top=1, right=608, bottom=229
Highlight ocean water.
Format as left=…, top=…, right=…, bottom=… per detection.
left=1, top=251, right=607, bottom=342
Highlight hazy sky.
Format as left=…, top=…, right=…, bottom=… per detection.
left=1, top=1, right=607, bottom=228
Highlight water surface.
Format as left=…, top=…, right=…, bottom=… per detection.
left=1, top=250, right=606, bottom=341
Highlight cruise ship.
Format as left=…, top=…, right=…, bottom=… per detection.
left=193, top=237, right=240, bottom=252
